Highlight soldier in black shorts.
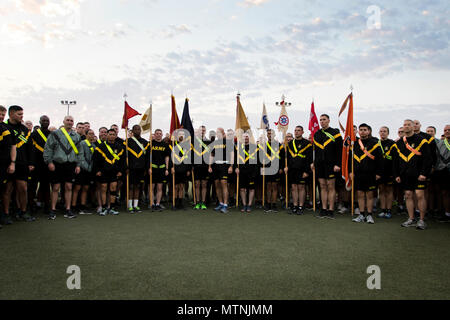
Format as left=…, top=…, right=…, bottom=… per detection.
left=259, top=129, right=283, bottom=213
left=0, top=110, right=17, bottom=227
left=29, top=115, right=51, bottom=214
left=393, top=119, right=432, bottom=230
left=44, top=115, right=83, bottom=219
left=235, top=133, right=259, bottom=213
left=350, top=124, right=383, bottom=224
left=209, top=128, right=234, bottom=213
left=169, top=130, right=192, bottom=210
left=4, top=105, right=35, bottom=222
left=284, top=126, right=312, bottom=215
left=93, top=129, right=125, bottom=216
left=192, top=126, right=211, bottom=210
left=72, top=129, right=97, bottom=215
left=436, top=125, right=450, bottom=222
left=150, top=129, right=170, bottom=211
left=125, top=125, right=149, bottom=213
left=377, top=126, right=396, bottom=219
left=312, top=114, right=343, bottom=219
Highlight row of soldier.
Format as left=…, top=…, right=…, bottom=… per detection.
left=0, top=104, right=449, bottom=230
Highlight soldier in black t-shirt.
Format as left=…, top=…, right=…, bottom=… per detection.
left=192, top=126, right=211, bottom=210
left=284, top=126, right=312, bottom=215
left=3, top=106, right=35, bottom=223
left=125, top=125, right=150, bottom=213
left=0, top=114, right=17, bottom=227
left=377, top=126, right=396, bottom=219
left=150, top=129, right=170, bottom=211
left=312, top=114, right=343, bottom=219
left=208, top=128, right=234, bottom=213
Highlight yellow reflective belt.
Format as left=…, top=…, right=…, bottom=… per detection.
left=292, top=140, right=310, bottom=158
left=105, top=143, right=120, bottom=160
left=84, top=140, right=94, bottom=153
left=61, top=128, right=78, bottom=155
left=0, top=129, right=10, bottom=142
left=444, top=139, right=450, bottom=152
left=37, top=129, right=47, bottom=143
left=266, top=141, right=280, bottom=160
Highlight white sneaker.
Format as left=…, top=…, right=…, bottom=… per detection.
left=99, top=208, right=108, bottom=216
left=401, top=219, right=416, bottom=227
left=352, top=214, right=365, bottom=223
left=338, top=206, right=348, bottom=214
left=79, top=209, right=92, bottom=215
left=416, top=219, right=427, bottom=230
left=378, top=212, right=386, bottom=218
left=366, top=215, right=375, bottom=224
left=109, top=208, right=119, bottom=215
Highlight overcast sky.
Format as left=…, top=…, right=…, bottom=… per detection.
left=1, top=0, right=449, bottom=138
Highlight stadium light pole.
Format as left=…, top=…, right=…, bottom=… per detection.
left=61, top=100, right=77, bottom=116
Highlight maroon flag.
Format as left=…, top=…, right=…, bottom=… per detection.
left=122, top=101, right=141, bottom=129
left=309, top=101, right=319, bottom=140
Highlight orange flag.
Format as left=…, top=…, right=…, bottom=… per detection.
left=339, top=93, right=356, bottom=190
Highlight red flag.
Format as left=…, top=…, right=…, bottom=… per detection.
left=339, top=93, right=356, bottom=190
left=170, top=95, right=181, bottom=136
left=308, top=101, right=319, bottom=140
left=122, top=101, right=141, bottom=129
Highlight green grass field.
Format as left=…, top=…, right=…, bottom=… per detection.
left=1, top=207, right=449, bottom=300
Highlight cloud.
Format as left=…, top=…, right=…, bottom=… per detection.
left=238, top=0, right=270, bottom=8
left=149, top=24, right=192, bottom=39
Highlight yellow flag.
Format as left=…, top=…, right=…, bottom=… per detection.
left=139, top=105, right=152, bottom=134
left=235, top=94, right=254, bottom=143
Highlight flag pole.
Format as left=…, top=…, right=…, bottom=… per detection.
left=351, top=142, right=354, bottom=216
left=313, top=143, right=316, bottom=212
left=284, top=134, right=288, bottom=209
left=149, top=102, right=153, bottom=209
left=172, top=139, right=176, bottom=209
left=124, top=94, right=129, bottom=211
left=262, top=153, right=265, bottom=207
left=192, top=168, right=196, bottom=205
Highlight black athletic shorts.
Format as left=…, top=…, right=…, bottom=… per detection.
left=239, top=166, right=258, bottom=190
left=289, top=168, right=309, bottom=185
left=400, top=174, right=427, bottom=191
left=50, top=162, right=77, bottom=185
left=174, top=168, right=189, bottom=184
left=74, top=169, right=95, bottom=186
left=354, top=172, right=377, bottom=192
left=98, top=170, right=119, bottom=184
left=434, top=170, right=450, bottom=190
left=6, top=163, right=29, bottom=182
left=316, top=161, right=338, bottom=180
left=213, top=164, right=230, bottom=181
left=152, top=165, right=170, bottom=184
left=378, top=175, right=395, bottom=186
left=129, top=168, right=145, bottom=185
left=194, top=165, right=209, bottom=181
left=265, top=172, right=281, bottom=183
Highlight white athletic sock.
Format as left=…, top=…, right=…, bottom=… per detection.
left=128, top=200, right=133, bottom=208
left=133, top=199, right=139, bottom=207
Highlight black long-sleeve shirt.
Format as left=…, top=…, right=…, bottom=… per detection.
left=313, top=127, right=342, bottom=167
left=124, top=136, right=149, bottom=170
left=93, top=141, right=126, bottom=174
left=351, top=137, right=383, bottom=176
left=5, top=120, right=34, bottom=166
left=286, top=138, right=313, bottom=174
left=392, top=134, right=432, bottom=178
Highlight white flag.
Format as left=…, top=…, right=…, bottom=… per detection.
left=259, top=103, right=270, bottom=130
left=139, top=105, right=152, bottom=134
